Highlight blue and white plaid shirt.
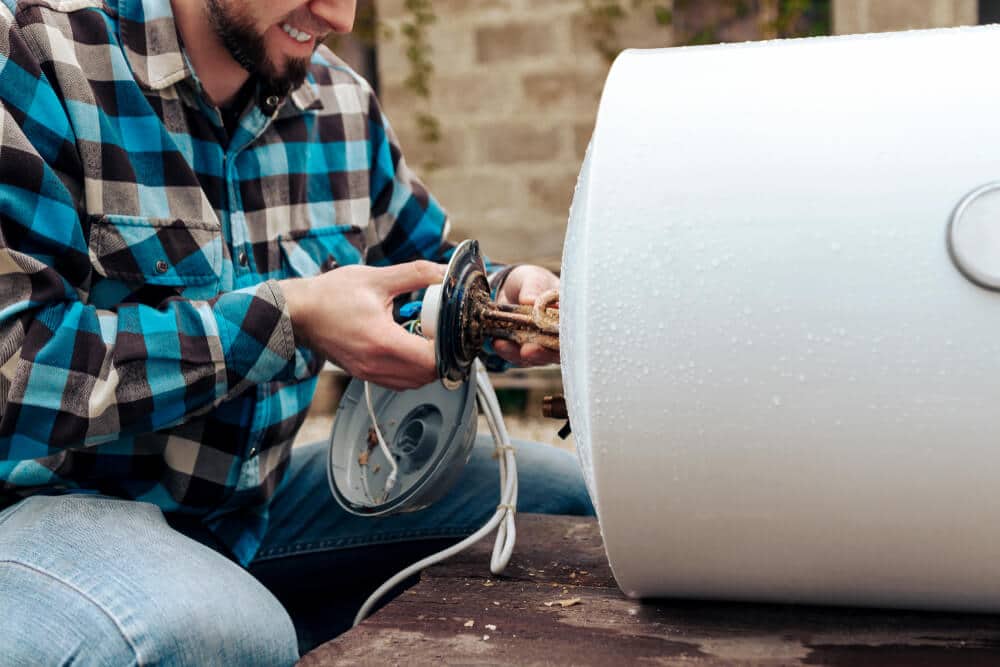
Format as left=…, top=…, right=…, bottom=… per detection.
left=0, top=0, right=454, bottom=562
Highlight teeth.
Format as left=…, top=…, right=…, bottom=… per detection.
left=281, top=23, right=312, bottom=43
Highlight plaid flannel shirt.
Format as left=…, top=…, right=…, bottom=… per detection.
left=0, top=0, right=455, bottom=563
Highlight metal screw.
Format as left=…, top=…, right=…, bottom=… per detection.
left=238, top=250, right=249, bottom=267
left=265, top=95, right=280, bottom=109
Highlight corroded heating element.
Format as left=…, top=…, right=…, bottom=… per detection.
left=471, top=288, right=560, bottom=352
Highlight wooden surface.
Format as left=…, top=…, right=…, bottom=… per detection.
left=300, top=514, right=1000, bottom=666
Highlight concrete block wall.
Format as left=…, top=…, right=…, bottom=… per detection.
left=833, top=0, right=976, bottom=34
left=373, top=1, right=678, bottom=270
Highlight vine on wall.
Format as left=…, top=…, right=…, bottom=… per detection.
left=398, top=0, right=441, bottom=145
left=584, top=0, right=830, bottom=62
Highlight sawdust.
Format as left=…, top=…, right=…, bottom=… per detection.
left=544, top=598, right=582, bottom=608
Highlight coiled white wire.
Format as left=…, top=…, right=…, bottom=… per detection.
left=353, top=360, right=518, bottom=626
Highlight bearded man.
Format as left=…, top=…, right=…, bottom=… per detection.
left=0, top=0, right=592, bottom=662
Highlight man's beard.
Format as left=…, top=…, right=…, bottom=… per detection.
left=205, top=0, right=309, bottom=93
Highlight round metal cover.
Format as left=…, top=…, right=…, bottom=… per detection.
left=948, top=182, right=1000, bottom=291
left=436, top=240, right=489, bottom=390
left=327, top=377, right=477, bottom=516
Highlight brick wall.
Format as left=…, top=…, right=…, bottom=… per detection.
left=373, top=1, right=678, bottom=270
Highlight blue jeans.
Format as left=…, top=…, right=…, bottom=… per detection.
left=0, top=438, right=593, bottom=665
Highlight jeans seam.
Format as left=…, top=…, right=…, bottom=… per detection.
left=252, top=527, right=474, bottom=562
left=0, top=560, right=142, bottom=666
left=0, top=500, right=27, bottom=529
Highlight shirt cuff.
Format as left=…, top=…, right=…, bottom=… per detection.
left=212, top=280, right=298, bottom=392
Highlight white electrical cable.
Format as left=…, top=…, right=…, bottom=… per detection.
left=353, top=360, right=518, bottom=626
left=364, top=380, right=398, bottom=501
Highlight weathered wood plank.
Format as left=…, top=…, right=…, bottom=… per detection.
left=300, top=514, right=1000, bottom=666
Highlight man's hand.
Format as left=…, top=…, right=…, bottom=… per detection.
left=280, top=261, right=445, bottom=391
left=492, top=265, right=561, bottom=367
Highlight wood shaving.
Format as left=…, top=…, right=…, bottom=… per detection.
left=366, top=427, right=378, bottom=450
left=485, top=624, right=497, bottom=631
left=483, top=580, right=495, bottom=587
left=544, top=597, right=582, bottom=608
left=463, top=620, right=474, bottom=628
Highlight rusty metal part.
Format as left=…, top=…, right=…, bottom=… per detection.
left=542, top=395, right=568, bottom=420
left=476, top=295, right=561, bottom=352
left=532, top=290, right=560, bottom=334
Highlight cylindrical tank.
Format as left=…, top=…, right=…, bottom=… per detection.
left=561, top=25, right=1000, bottom=611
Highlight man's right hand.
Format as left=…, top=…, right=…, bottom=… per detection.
left=280, top=261, right=445, bottom=391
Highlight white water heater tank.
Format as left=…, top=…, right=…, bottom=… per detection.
left=561, top=25, right=1000, bottom=611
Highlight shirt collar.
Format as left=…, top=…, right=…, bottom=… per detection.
left=117, top=0, right=190, bottom=90
left=117, top=0, right=322, bottom=112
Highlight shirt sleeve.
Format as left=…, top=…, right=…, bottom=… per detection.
left=364, top=84, right=451, bottom=266
left=0, top=8, right=295, bottom=453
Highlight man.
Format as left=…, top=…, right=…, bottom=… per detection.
left=0, top=0, right=592, bottom=662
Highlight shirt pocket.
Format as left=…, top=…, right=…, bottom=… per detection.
left=88, top=214, right=223, bottom=287
left=278, top=224, right=364, bottom=278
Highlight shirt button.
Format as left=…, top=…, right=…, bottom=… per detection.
left=265, top=95, right=280, bottom=109
left=238, top=250, right=249, bottom=267
left=248, top=447, right=257, bottom=458
left=155, top=260, right=169, bottom=274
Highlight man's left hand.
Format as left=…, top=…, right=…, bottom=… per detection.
left=492, top=265, right=561, bottom=367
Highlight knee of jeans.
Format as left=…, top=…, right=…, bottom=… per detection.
left=0, top=561, right=138, bottom=666
left=149, top=571, right=300, bottom=666
left=0, top=559, right=300, bottom=666
left=508, top=440, right=596, bottom=516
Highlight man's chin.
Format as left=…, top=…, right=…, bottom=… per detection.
left=258, top=57, right=309, bottom=93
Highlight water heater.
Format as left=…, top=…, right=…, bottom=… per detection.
left=561, top=25, right=1000, bottom=611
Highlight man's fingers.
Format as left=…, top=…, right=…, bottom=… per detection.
left=520, top=343, right=559, bottom=366
left=492, top=339, right=524, bottom=366
left=376, top=260, right=445, bottom=297
left=380, top=324, right=437, bottom=373
left=492, top=339, right=559, bottom=367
